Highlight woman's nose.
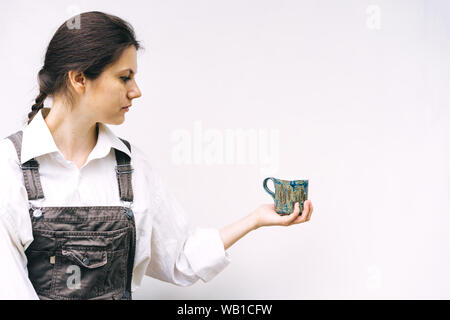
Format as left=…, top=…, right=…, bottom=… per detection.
left=128, top=82, right=142, bottom=99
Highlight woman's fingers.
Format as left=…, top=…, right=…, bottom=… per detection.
left=275, top=200, right=313, bottom=226
left=292, top=200, right=311, bottom=225
left=306, top=202, right=313, bottom=221
left=282, top=202, right=301, bottom=225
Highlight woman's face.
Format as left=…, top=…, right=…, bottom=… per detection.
left=82, top=45, right=142, bottom=125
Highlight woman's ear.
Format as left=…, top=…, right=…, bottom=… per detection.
left=67, top=70, right=87, bottom=94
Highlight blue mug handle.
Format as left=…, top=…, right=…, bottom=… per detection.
left=263, top=177, right=276, bottom=199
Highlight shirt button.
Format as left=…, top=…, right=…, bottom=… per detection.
left=82, top=257, right=90, bottom=265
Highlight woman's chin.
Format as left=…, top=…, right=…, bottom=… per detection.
left=104, top=115, right=126, bottom=126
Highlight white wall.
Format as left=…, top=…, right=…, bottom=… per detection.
left=0, top=0, right=448, bottom=299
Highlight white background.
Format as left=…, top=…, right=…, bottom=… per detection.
left=0, top=0, right=448, bottom=299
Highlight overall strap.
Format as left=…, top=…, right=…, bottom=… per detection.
left=114, top=138, right=134, bottom=202
left=6, top=131, right=134, bottom=203
left=6, top=130, right=45, bottom=200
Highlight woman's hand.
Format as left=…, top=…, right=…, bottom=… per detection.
left=250, top=200, right=314, bottom=230
left=219, top=200, right=314, bottom=250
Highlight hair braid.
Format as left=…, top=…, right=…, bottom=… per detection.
left=27, top=91, right=48, bottom=125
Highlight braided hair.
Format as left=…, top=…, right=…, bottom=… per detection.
left=27, top=68, right=50, bottom=124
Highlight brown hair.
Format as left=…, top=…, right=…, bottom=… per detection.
left=27, top=11, right=143, bottom=125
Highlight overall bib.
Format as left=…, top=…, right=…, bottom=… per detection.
left=7, top=130, right=136, bottom=300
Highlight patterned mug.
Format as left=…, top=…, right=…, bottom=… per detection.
left=263, top=177, right=309, bottom=215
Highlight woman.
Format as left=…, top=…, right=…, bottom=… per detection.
left=0, top=11, right=314, bottom=300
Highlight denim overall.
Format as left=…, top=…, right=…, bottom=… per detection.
left=6, top=130, right=136, bottom=300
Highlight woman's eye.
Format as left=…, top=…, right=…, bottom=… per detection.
left=121, top=76, right=131, bottom=83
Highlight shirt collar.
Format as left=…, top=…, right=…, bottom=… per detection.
left=21, top=108, right=131, bottom=165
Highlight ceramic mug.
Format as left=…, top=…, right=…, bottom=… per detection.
left=263, top=177, right=309, bottom=215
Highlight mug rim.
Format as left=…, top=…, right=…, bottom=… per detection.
left=272, top=178, right=308, bottom=183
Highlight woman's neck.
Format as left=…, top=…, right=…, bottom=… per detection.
left=43, top=105, right=98, bottom=169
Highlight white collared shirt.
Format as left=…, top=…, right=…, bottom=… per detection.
left=0, top=108, right=230, bottom=299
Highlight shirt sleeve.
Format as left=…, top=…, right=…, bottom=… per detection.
left=141, top=157, right=231, bottom=286
left=0, top=213, right=39, bottom=299
left=0, top=138, right=38, bottom=299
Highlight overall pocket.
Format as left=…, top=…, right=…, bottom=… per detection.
left=53, top=247, right=109, bottom=299
left=51, top=229, right=130, bottom=299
